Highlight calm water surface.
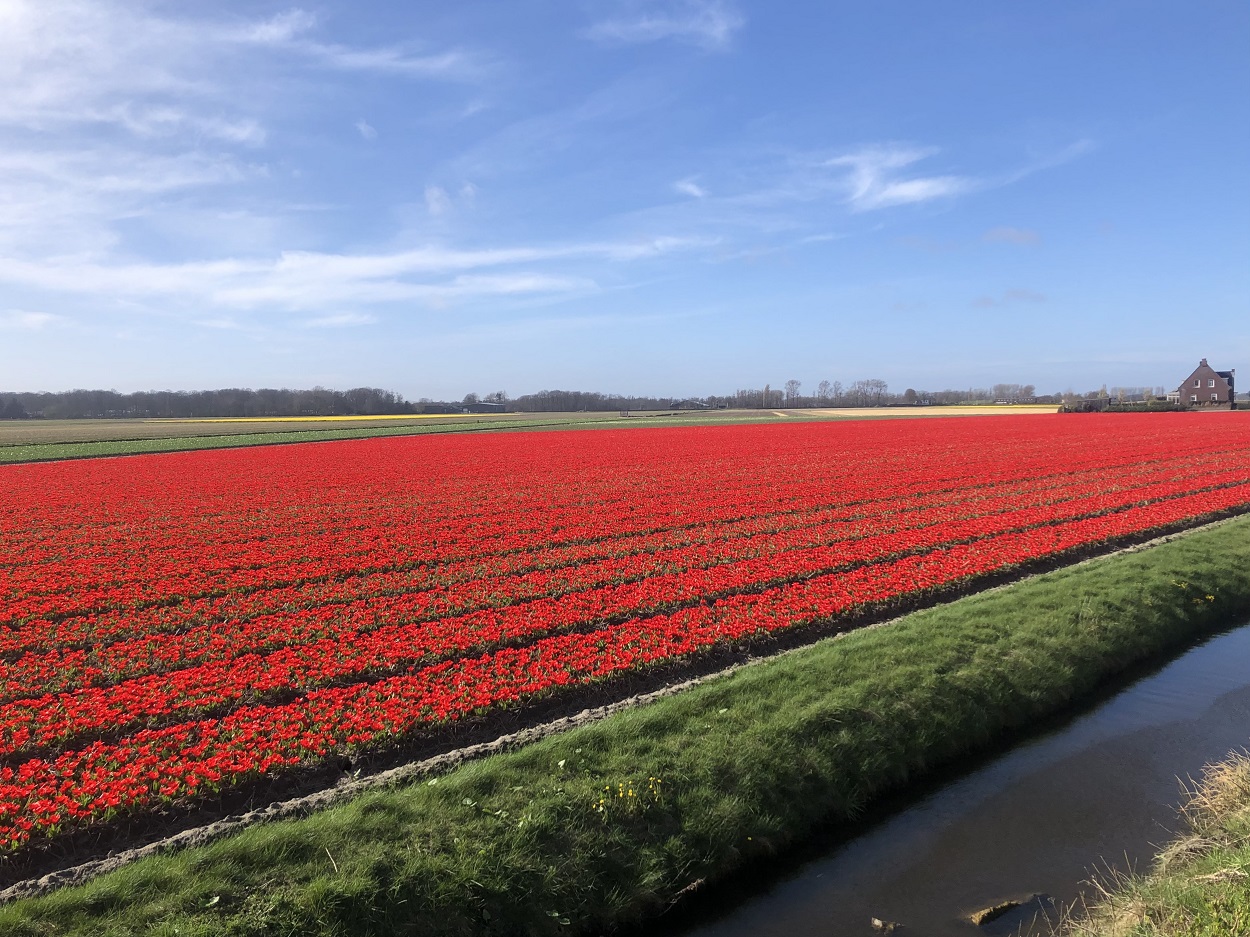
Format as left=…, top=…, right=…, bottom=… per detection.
left=678, top=622, right=1250, bottom=937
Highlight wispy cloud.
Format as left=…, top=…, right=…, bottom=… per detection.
left=984, top=226, right=1040, bottom=246
left=420, top=182, right=481, bottom=217
left=585, top=1, right=745, bottom=51
left=233, top=10, right=319, bottom=45
left=230, top=9, right=482, bottom=78
left=826, top=147, right=973, bottom=212
left=0, top=310, right=63, bottom=330
left=0, top=2, right=477, bottom=136
left=673, top=178, right=707, bottom=198
left=301, top=313, right=378, bottom=328
left=425, top=185, right=453, bottom=217
left=0, top=146, right=263, bottom=255
left=0, top=238, right=706, bottom=313
left=0, top=1, right=486, bottom=261
left=97, top=107, right=267, bottom=146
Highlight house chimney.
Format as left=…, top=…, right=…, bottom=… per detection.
left=1200, top=358, right=1208, bottom=367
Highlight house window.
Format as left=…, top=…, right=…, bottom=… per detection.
left=1209, top=379, right=1216, bottom=387
left=1191, top=395, right=1198, bottom=402
left=1194, top=379, right=1201, bottom=387
left=1212, top=394, right=1220, bottom=401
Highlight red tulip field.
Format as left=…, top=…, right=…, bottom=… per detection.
left=2, top=413, right=1250, bottom=857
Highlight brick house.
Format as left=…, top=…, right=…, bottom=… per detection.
left=1172, top=359, right=1236, bottom=406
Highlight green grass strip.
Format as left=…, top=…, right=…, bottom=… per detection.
left=4, top=518, right=1250, bottom=936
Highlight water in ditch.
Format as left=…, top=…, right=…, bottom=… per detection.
left=674, top=621, right=1250, bottom=937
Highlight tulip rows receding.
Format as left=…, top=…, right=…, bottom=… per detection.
left=8, top=454, right=1247, bottom=702
left=2, top=413, right=1250, bottom=854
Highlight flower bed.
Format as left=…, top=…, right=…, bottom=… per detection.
left=2, top=413, right=1249, bottom=854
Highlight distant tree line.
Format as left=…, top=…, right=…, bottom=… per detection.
left=0, top=387, right=416, bottom=420
left=508, top=390, right=711, bottom=412
left=725, top=380, right=1053, bottom=409
left=1, top=379, right=1064, bottom=420
left=493, top=381, right=1057, bottom=413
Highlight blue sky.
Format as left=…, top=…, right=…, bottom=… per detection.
left=1, top=1, right=1246, bottom=399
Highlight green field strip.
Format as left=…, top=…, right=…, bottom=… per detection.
left=0, top=408, right=1042, bottom=464
left=0, top=413, right=770, bottom=463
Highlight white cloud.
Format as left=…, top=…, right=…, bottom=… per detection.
left=0, top=1, right=478, bottom=135
left=0, top=310, right=63, bottom=330
left=193, top=317, right=248, bottom=331
left=99, top=107, right=267, bottom=146
left=586, top=1, right=745, bottom=50
left=300, top=45, right=476, bottom=78
left=826, top=146, right=973, bottom=211
left=0, top=146, right=264, bottom=256
left=301, top=313, right=378, bottom=328
left=425, top=185, right=453, bottom=216
left=355, top=119, right=378, bottom=141
left=0, top=238, right=703, bottom=313
left=673, top=178, right=707, bottom=198
left=0, top=1, right=484, bottom=260
left=234, top=10, right=319, bottom=45
left=0, top=147, right=254, bottom=196
left=225, top=8, right=481, bottom=79
left=0, top=1, right=192, bottom=129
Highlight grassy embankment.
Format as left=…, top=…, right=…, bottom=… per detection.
left=2, top=516, right=1247, bottom=936
left=0, top=406, right=1056, bottom=463
left=1065, top=751, right=1250, bottom=936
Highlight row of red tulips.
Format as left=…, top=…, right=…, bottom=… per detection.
left=7, top=454, right=1244, bottom=701
left=1, top=471, right=1247, bottom=849
left=2, top=414, right=1249, bottom=854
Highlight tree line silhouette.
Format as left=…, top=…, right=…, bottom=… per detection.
left=0, top=381, right=1057, bottom=420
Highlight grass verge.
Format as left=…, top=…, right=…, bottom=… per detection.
left=3, top=518, right=1249, bottom=936
left=1062, top=751, right=1250, bottom=936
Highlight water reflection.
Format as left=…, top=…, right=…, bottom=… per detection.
left=681, top=623, right=1250, bottom=937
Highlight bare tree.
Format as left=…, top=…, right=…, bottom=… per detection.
left=832, top=380, right=843, bottom=404
left=784, top=379, right=801, bottom=404
left=817, top=380, right=832, bottom=402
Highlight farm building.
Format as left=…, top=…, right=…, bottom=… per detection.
left=1169, top=359, right=1236, bottom=406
